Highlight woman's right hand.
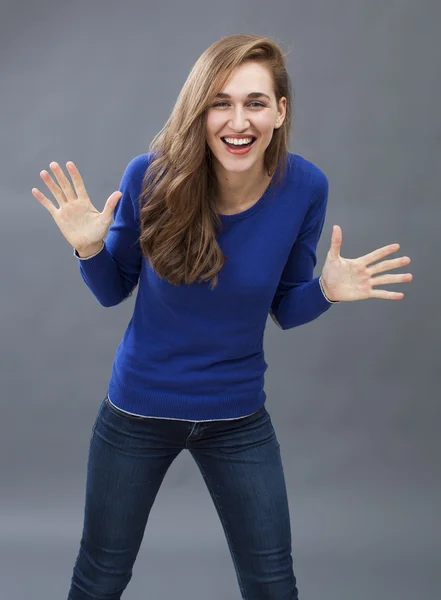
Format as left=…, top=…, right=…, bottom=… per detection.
left=32, top=161, right=122, bottom=253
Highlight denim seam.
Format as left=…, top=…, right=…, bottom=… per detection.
left=191, top=453, right=246, bottom=598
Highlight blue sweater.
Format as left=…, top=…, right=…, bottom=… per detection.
left=75, top=152, right=338, bottom=421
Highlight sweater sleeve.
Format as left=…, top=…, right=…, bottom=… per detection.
left=269, top=170, right=339, bottom=330
left=73, top=156, right=144, bottom=307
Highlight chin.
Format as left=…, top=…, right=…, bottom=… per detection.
left=210, top=148, right=263, bottom=171
left=223, top=162, right=256, bottom=174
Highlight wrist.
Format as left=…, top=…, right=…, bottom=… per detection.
left=319, top=275, right=340, bottom=303
left=76, top=241, right=104, bottom=258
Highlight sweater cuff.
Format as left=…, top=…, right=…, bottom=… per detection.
left=73, top=242, right=105, bottom=260
left=319, top=275, right=340, bottom=304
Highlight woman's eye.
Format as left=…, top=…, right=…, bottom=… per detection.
left=212, top=102, right=264, bottom=108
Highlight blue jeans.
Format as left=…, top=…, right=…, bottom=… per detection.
left=67, top=395, right=299, bottom=599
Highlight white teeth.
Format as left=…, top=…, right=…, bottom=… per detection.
left=223, top=137, right=254, bottom=145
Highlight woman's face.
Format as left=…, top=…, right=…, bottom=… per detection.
left=205, top=61, right=286, bottom=176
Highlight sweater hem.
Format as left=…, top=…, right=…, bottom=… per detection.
left=107, top=379, right=267, bottom=421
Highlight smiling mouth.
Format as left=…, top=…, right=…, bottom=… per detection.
left=221, top=136, right=257, bottom=148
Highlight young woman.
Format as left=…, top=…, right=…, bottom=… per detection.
left=32, top=34, right=412, bottom=600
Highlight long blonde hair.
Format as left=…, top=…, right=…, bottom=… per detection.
left=139, top=33, right=293, bottom=289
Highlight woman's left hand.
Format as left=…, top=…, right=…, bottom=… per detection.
left=320, top=225, right=413, bottom=302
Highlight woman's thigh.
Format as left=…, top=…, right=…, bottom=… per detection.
left=68, top=396, right=183, bottom=600
left=188, top=406, right=299, bottom=600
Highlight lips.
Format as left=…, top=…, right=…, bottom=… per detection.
left=221, top=136, right=256, bottom=146
left=220, top=136, right=257, bottom=155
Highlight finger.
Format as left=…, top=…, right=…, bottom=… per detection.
left=32, top=187, right=57, bottom=217
left=49, top=161, right=76, bottom=202
left=360, top=243, right=400, bottom=266
left=328, top=224, right=342, bottom=259
left=368, top=256, right=411, bottom=276
left=103, top=191, right=123, bottom=218
left=370, top=289, right=404, bottom=300
left=66, top=161, right=88, bottom=198
left=38, top=170, right=67, bottom=207
left=371, top=273, right=413, bottom=286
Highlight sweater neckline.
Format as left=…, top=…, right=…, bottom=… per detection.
left=217, top=156, right=286, bottom=223
left=218, top=171, right=277, bottom=223
left=217, top=177, right=276, bottom=223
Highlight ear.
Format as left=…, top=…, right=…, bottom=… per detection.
left=275, top=96, right=287, bottom=129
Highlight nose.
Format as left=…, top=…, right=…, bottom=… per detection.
left=229, top=106, right=250, bottom=131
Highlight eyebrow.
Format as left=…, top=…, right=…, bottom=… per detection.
left=214, top=92, right=271, bottom=101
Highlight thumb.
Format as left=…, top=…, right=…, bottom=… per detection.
left=104, top=190, right=123, bottom=217
left=328, top=224, right=342, bottom=259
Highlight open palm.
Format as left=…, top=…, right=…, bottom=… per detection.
left=32, top=161, right=122, bottom=252
left=320, top=225, right=413, bottom=302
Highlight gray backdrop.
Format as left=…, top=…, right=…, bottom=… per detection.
left=2, top=0, right=440, bottom=598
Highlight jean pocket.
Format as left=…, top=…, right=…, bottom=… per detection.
left=212, top=404, right=268, bottom=434
left=241, top=404, right=268, bottom=422
left=104, top=395, right=150, bottom=423
left=89, top=395, right=107, bottom=440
